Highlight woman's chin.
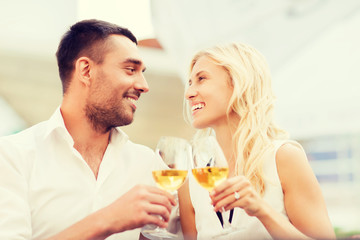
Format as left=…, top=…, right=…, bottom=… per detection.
left=191, top=120, right=208, bottom=129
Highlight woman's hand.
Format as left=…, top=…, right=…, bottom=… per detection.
left=210, top=175, right=265, bottom=217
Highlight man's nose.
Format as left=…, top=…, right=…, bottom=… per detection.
left=134, top=74, right=149, bottom=93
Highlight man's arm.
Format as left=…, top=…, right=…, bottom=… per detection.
left=0, top=141, right=32, bottom=239
left=47, top=185, right=176, bottom=240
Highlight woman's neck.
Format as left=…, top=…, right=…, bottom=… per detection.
left=213, top=122, right=237, bottom=176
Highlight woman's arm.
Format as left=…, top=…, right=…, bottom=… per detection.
left=210, top=143, right=335, bottom=239
left=274, top=143, right=335, bottom=239
left=178, top=179, right=197, bottom=240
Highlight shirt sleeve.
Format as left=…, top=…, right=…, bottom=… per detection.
left=0, top=139, right=32, bottom=239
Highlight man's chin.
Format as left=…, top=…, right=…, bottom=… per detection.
left=116, top=117, right=134, bottom=127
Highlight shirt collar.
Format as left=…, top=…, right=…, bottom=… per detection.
left=43, top=107, right=74, bottom=144
left=109, top=127, right=129, bottom=146
left=44, top=107, right=129, bottom=146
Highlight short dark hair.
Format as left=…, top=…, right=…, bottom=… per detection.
left=56, top=19, right=137, bottom=93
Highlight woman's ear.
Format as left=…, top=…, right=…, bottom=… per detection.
left=75, top=57, right=92, bottom=87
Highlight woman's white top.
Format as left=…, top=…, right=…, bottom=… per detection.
left=189, top=140, right=303, bottom=239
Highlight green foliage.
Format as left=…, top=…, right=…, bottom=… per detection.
left=334, top=227, right=360, bottom=239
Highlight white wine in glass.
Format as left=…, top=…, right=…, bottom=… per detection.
left=142, top=136, right=191, bottom=239
left=192, top=166, right=229, bottom=192
left=191, top=136, right=229, bottom=192
left=153, top=169, right=188, bottom=192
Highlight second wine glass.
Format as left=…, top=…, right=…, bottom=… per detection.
left=141, top=136, right=191, bottom=239
left=191, top=136, right=237, bottom=238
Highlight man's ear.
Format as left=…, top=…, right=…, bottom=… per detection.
left=75, top=57, right=92, bottom=86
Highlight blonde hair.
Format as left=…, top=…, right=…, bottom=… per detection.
left=184, top=42, right=288, bottom=195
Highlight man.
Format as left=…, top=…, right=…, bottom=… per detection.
left=0, top=19, right=175, bottom=239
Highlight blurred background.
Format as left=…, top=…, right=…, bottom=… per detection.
left=0, top=0, right=359, bottom=237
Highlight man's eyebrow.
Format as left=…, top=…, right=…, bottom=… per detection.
left=123, top=58, right=146, bottom=72
left=123, top=58, right=142, bottom=65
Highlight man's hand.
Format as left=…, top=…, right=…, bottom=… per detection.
left=102, top=184, right=176, bottom=234
left=46, top=184, right=176, bottom=240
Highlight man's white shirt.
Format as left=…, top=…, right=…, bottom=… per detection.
left=0, top=108, right=163, bottom=239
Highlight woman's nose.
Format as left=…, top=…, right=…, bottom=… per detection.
left=185, top=85, right=197, bottom=100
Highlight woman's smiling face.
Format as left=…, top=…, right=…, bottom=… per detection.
left=185, top=55, right=234, bottom=130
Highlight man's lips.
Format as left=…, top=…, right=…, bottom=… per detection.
left=125, top=96, right=137, bottom=105
left=125, top=95, right=139, bottom=110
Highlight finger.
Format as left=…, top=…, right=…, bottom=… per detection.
left=145, top=191, right=176, bottom=214
left=211, top=177, right=253, bottom=212
left=144, top=203, right=171, bottom=222
left=144, top=213, right=169, bottom=228
left=210, top=178, right=233, bottom=196
left=145, top=186, right=177, bottom=206
left=135, top=185, right=175, bottom=210
left=213, top=187, right=249, bottom=212
left=223, top=197, right=246, bottom=212
left=211, top=176, right=247, bottom=202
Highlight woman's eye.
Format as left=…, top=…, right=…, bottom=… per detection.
left=198, top=76, right=205, bottom=81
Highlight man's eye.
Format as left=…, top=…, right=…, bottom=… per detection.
left=126, top=68, right=136, bottom=73
left=198, top=76, right=205, bottom=81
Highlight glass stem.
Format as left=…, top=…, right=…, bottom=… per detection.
left=223, top=216, right=232, bottom=229
left=221, top=208, right=232, bottom=229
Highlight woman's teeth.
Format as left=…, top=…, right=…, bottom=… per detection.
left=192, top=103, right=204, bottom=111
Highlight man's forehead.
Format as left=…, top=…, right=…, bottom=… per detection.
left=106, top=35, right=137, bottom=51
left=106, top=35, right=144, bottom=63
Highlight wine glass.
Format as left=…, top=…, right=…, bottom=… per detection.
left=191, top=136, right=236, bottom=237
left=141, top=136, right=191, bottom=239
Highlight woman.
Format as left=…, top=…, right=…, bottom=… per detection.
left=178, top=42, right=335, bottom=239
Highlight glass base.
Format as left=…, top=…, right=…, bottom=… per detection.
left=142, top=227, right=178, bottom=239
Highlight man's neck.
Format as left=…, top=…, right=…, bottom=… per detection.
left=60, top=105, right=111, bottom=179
left=73, top=132, right=110, bottom=179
